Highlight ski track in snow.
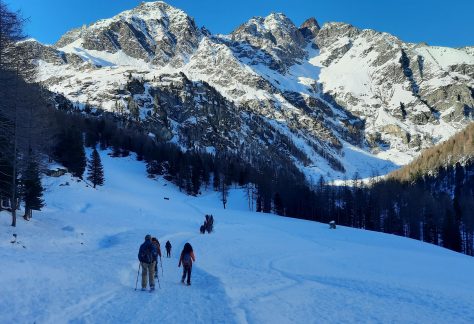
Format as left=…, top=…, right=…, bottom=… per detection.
left=1, top=150, right=474, bottom=323
left=24, top=225, right=237, bottom=324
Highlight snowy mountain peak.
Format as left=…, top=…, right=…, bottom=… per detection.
left=299, top=17, right=321, bottom=40
left=54, top=0, right=202, bottom=67
left=232, top=12, right=303, bottom=41
left=231, top=12, right=307, bottom=69
left=55, top=1, right=190, bottom=48
left=110, top=1, right=190, bottom=24
left=263, top=12, right=295, bottom=29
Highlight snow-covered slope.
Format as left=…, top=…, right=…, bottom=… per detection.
left=25, top=1, right=474, bottom=181
left=1, top=151, right=474, bottom=323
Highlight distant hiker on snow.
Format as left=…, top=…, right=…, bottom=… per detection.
left=178, top=242, right=195, bottom=286
left=138, top=234, right=158, bottom=291
left=165, top=240, right=172, bottom=258
left=151, top=237, right=162, bottom=278
left=200, top=214, right=214, bottom=234
left=206, top=215, right=214, bottom=233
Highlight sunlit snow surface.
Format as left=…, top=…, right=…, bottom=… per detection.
left=1, top=151, right=473, bottom=323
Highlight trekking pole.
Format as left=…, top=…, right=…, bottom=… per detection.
left=156, top=262, right=161, bottom=289
left=160, top=256, right=164, bottom=277
left=134, top=263, right=141, bottom=291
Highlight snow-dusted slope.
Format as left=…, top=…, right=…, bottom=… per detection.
left=1, top=151, right=473, bottom=323
left=27, top=1, right=474, bottom=180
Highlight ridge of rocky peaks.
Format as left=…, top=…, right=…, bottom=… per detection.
left=34, top=2, right=474, bottom=181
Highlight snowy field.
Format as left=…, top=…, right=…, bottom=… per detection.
left=1, top=150, right=474, bottom=323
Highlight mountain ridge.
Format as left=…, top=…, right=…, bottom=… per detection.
left=25, top=1, right=474, bottom=181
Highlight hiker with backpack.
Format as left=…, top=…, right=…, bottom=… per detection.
left=138, top=234, right=158, bottom=291
left=151, top=237, right=162, bottom=279
left=165, top=240, right=172, bottom=258
left=178, top=242, right=195, bottom=286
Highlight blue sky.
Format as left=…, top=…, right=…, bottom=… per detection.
left=7, top=0, right=473, bottom=47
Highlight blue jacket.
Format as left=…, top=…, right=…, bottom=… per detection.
left=138, top=240, right=158, bottom=264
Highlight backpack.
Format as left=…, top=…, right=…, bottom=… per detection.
left=182, top=252, right=192, bottom=266
left=138, top=242, right=152, bottom=264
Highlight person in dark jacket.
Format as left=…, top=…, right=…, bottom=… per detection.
left=178, top=242, right=195, bottom=285
left=151, top=237, right=162, bottom=279
left=138, top=234, right=158, bottom=291
left=165, top=240, right=172, bottom=258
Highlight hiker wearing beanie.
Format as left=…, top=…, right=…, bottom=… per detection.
left=138, top=234, right=158, bottom=291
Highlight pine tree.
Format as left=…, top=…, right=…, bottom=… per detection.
left=22, top=160, right=44, bottom=220
left=256, top=195, right=262, bottom=212
left=213, top=171, right=220, bottom=191
left=128, top=97, right=139, bottom=121
left=54, top=127, right=86, bottom=178
left=442, top=210, right=462, bottom=252
left=191, top=164, right=201, bottom=196
left=87, top=148, right=104, bottom=188
left=273, top=192, right=284, bottom=216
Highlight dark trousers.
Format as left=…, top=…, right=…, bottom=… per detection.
left=166, top=249, right=171, bottom=257
left=181, top=265, right=192, bottom=284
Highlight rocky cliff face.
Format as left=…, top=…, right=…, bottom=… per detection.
left=27, top=1, right=474, bottom=181
left=55, top=2, right=203, bottom=67
left=231, top=13, right=307, bottom=71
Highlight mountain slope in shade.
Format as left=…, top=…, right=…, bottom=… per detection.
left=25, top=1, right=474, bottom=181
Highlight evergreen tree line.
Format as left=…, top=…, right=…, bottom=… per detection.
left=306, top=163, right=474, bottom=256
left=51, top=92, right=474, bottom=257
left=0, top=2, right=104, bottom=225
left=59, top=112, right=313, bottom=217
left=0, top=2, right=48, bottom=225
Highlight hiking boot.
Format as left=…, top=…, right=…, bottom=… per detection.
left=150, top=286, right=155, bottom=291
left=187, top=282, right=191, bottom=286
left=141, top=288, right=146, bottom=291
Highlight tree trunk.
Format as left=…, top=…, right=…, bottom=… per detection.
left=10, top=197, right=16, bottom=226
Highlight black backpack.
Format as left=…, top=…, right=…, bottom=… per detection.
left=182, top=253, right=192, bottom=266
left=138, top=242, right=152, bottom=263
